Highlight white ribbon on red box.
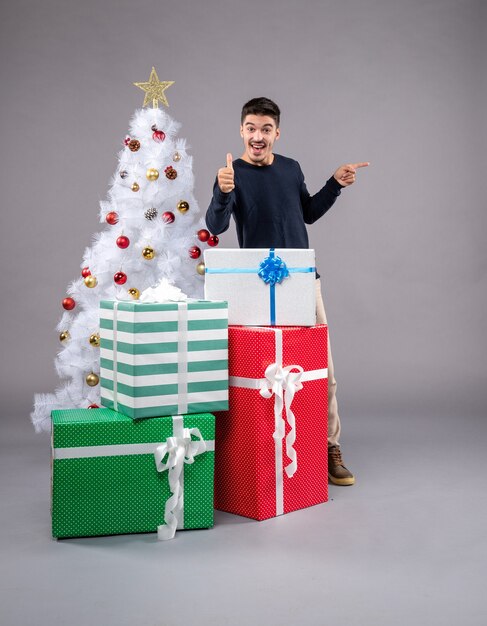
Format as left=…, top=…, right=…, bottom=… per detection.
left=229, top=328, right=328, bottom=517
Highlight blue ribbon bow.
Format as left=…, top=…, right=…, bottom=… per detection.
left=258, top=253, right=290, bottom=286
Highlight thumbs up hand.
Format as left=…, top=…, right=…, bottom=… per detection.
left=217, top=153, right=235, bottom=193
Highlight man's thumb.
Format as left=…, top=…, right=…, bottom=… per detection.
left=226, top=153, right=233, bottom=170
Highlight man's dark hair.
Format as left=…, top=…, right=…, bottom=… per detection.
left=241, top=97, right=281, bottom=127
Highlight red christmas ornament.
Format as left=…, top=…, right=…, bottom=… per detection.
left=106, top=211, right=119, bottom=225
left=116, top=235, right=130, bottom=249
left=114, top=271, right=127, bottom=285
left=207, top=235, right=219, bottom=247
left=88, top=404, right=100, bottom=409
left=197, top=229, right=210, bottom=243
left=152, top=128, right=166, bottom=142
left=62, top=297, right=76, bottom=311
left=123, top=136, right=131, bottom=146
left=162, top=211, right=175, bottom=224
left=189, top=245, right=201, bottom=259
left=81, top=267, right=91, bottom=278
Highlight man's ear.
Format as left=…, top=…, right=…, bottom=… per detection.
left=240, top=125, right=244, bottom=138
left=276, top=128, right=280, bottom=140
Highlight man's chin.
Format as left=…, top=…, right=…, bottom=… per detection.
left=246, top=151, right=270, bottom=165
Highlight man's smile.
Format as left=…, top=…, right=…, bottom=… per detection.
left=250, top=142, right=266, bottom=154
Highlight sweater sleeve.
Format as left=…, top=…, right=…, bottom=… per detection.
left=205, top=179, right=235, bottom=235
left=299, top=165, right=343, bottom=225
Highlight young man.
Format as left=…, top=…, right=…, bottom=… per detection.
left=206, top=97, right=369, bottom=486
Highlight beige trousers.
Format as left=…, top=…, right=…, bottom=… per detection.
left=315, top=279, right=341, bottom=447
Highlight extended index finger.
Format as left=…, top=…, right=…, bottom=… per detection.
left=226, top=153, right=234, bottom=169
left=351, top=162, right=370, bottom=169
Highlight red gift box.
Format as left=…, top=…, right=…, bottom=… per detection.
left=215, top=325, right=328, bottom=521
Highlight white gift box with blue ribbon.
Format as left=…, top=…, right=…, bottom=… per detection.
left=204, top=248, right=316, bottom=326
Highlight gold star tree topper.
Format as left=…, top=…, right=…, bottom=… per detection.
left=134, top=67, right=174, bottom=108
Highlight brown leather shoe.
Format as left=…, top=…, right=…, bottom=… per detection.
left=328, top=445, right=355, bottom=486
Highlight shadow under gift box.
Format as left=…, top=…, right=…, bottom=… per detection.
left=204, top=248, right=316, bottom=326
left=51, top=409, right=215, bottom=539
left=99, top=299, right=228, bottom=420
left=214, top=325, right=328, bottom=521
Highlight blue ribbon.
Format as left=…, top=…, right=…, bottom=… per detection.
left=259, top=250, right=285, bottom=324
left=205, top=249, right=315, bottom=325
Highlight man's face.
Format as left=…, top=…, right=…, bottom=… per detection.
left=240, top=114, right=280, bottom=166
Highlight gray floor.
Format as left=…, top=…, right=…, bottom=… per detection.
left=1, top=411, right=486, bottom=626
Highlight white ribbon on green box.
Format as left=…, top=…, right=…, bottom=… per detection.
left=154, top=415, right=209, bottom=540
left=229, top=328, right=328, bottom=517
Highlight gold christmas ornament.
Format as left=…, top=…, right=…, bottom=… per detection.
left=84, top=275, right=98, bottom=288
left=146, top=168, right=159, bottom=181
left=128, top=287, right=140, bottom=300
left=196, top=261, right=206, bottom=276
left=89, top=333, right=100, bottom=347
left=131, top=182, right=140, bottom=192
left=133, top=67, right=174, bottom=108
left=173, top=152, right=182, bottom=162
left=59, top=330, right=70, bottom=343
left=142, top=246, right=155, bottom=260
left=86, top=372, right=99, bottom=387
left=177, top=200, right=190, bottom=213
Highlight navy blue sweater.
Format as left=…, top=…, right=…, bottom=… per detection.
left=205, top=154, right=343, bottom=250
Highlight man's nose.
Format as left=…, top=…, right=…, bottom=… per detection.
left=253, top=130, right=263, bottom=141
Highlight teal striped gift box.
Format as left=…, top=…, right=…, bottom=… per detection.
left=99, top=299, right=228, bottom=419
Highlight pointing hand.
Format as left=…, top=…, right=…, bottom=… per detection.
left=333, top=162, right=370, bottom=187
left=217, top=153, right=235, bottom=193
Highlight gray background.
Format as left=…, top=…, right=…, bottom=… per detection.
left=1, top=1, right=486, bottom=625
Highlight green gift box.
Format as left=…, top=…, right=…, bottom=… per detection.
left=51, top=408, right=215, bottom=540
left=99, top=299, right=228, bottom=419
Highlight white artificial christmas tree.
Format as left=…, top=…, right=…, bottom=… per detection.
left=32, top=69, right=218, bottom=432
